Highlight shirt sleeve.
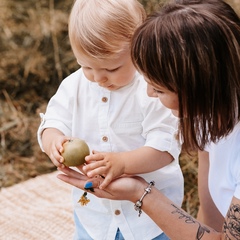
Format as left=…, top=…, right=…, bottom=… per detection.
left=233, top=151, right=240, bottom=199
left=140, top=91, right=181, bottom=161
left=37, top=71, right=80, bottom=151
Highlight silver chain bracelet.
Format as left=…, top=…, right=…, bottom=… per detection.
left=134, top=181, right=155, bottom=217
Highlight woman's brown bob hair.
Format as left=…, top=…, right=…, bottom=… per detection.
left=131, top=0, right=240, bottom=150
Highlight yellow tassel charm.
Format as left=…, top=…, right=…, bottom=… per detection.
left=78, top=192, right=90, bottom=206
left=78, top=187, right=94, bottom=206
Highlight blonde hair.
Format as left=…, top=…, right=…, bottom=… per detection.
left=69, top=0, right=146, bottom=59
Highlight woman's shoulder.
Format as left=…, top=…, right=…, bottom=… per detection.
left=229, top=122, right=240, bottom=142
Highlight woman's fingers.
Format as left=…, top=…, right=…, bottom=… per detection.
left=57, top=167, right=104, bottom=189
left=57, top=173, right=84, bottom=188
left=58, top=166, right=86, bottom=179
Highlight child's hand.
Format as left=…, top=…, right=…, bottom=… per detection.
left=83, top=151, right=125, bottom=189
left=47, top=135, right=70, bottom=168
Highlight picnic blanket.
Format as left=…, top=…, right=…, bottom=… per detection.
left=0, top=171, right=74, bottom=240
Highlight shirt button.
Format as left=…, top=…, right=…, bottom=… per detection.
left=102, top=97, right=108, bottom=102
left=102, top=136, right=108, bottom=142
left=115, top=210, right=121, bottom=215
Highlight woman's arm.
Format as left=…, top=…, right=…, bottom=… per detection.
left=197, top=150, right=224, bottom=231
left=138, top=182, right=220, bottom=240
left=57, top=167, right=222, bottom=240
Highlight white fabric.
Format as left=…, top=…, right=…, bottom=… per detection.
left=207, top=122, right=240, bottom=217
left=38, top=68, right=184, bottom=240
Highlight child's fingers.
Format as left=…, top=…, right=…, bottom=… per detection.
left=86, top=168, right=104, bottom=178
left=99, top=175, right=112, bottom=189
left=57, top=137, right=70, bottom=153
left=83, top=160, right=106, bottom=173
left=49, top=151, right=64, bottom=168
left=85, top=152, right=104, bottom=162
left=92, top=150, right=100, bottom=154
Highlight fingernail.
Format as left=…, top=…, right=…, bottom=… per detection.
left=60, top=164, right=65, bottom=169
left=84, top=182, right=93, bottom=189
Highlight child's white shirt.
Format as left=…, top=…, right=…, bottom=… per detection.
left=207, top=122, right=240, bottom=217
left=38, top=68, right=184, bottom=240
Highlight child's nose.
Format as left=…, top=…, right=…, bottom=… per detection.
left=94, top=73, right=107, bottom=83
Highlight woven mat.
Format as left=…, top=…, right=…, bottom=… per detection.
left=0, top=171, right=74, bottom=240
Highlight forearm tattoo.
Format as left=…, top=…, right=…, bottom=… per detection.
left=171, top=204, right=210, bottom=240
left=223, top=204, right=240, bottom=239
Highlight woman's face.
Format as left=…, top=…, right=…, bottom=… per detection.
left=146, top=79, right=179, bottom=116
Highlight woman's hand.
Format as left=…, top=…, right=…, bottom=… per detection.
left=57, top=167, right=147, bottom=203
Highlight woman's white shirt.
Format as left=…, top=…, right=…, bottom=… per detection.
left=207, top=122, right=240, bottom=217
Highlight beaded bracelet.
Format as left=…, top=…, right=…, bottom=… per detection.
left=134, top=181, right=155, bottom=217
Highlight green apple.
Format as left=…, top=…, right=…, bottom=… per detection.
left=61, top=138, right=90, bottom=166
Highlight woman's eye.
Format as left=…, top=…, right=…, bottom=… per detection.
left=153, top=89, right=164, bottom=94
left=83, top=67, right=91, bottom=70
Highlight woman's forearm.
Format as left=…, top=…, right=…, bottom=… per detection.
left=139, top=186, right=221, bottom=240
left=57, top=167, right=222, bottom=239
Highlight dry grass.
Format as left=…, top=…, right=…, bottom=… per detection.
left=179, top=150, right=199, bottom=217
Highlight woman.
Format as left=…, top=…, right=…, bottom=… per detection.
left=57, top=0, right=240, bottom=239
